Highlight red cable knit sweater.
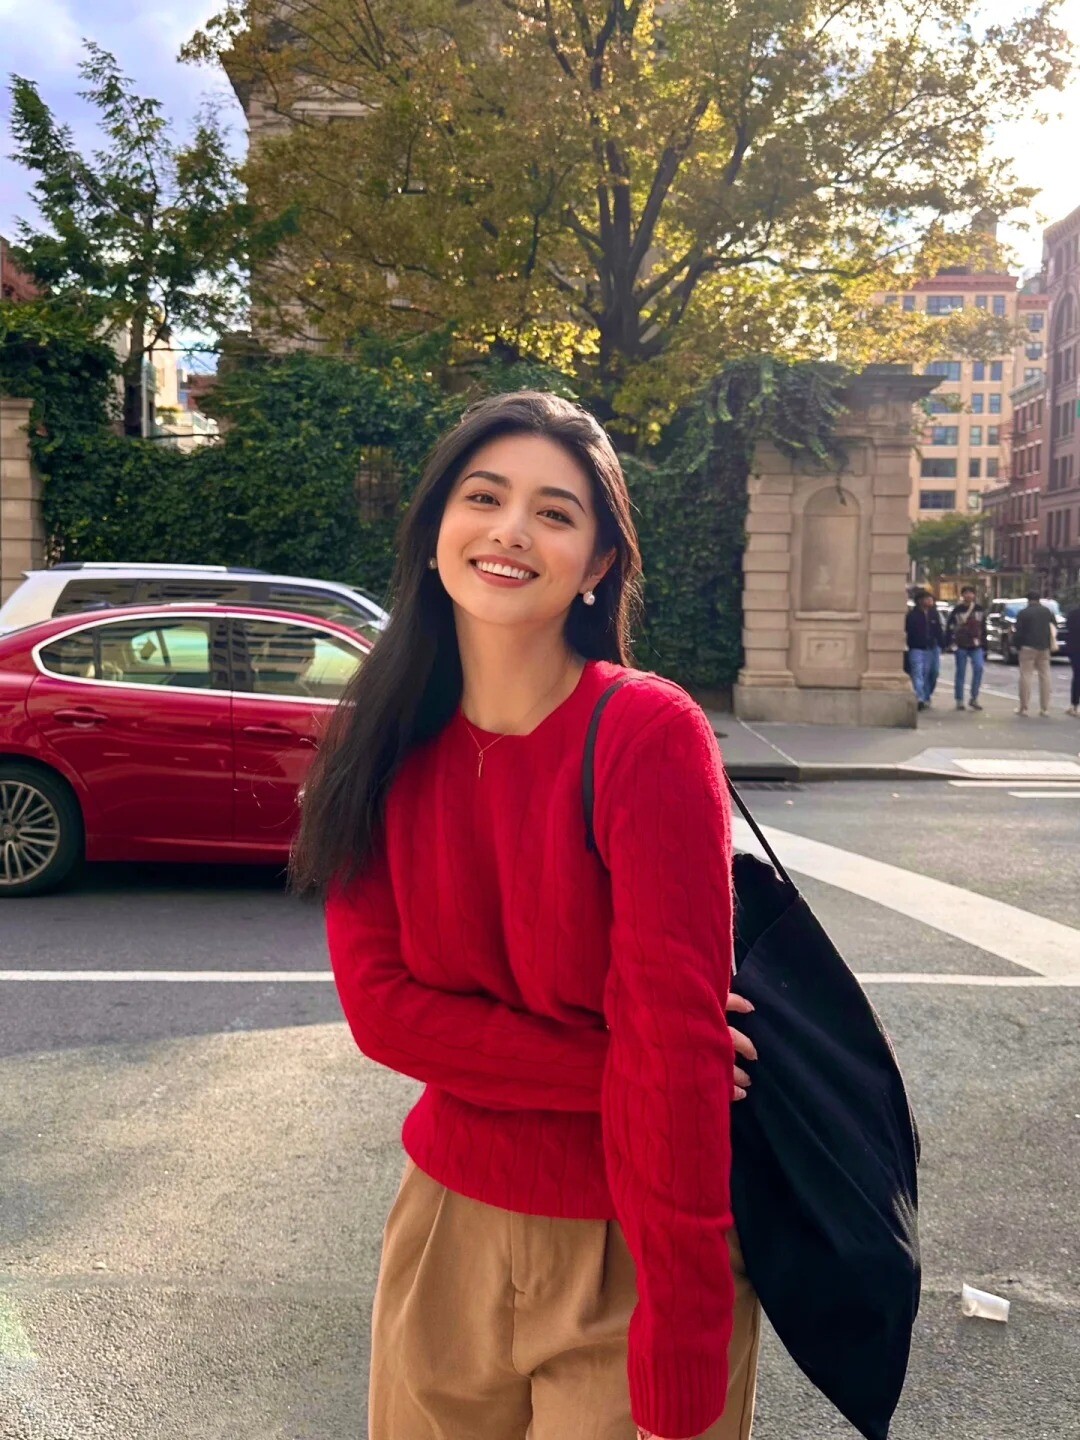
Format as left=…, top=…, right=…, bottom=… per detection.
left=325, top=658, right=736, bottom=1439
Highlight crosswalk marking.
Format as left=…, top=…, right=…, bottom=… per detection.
left=731, top=819, right=1080, bottom=983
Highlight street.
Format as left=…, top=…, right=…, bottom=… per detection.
left=976, top=651, right=1075, bottom=711
left=3, top=777, right=1078, bottom=1440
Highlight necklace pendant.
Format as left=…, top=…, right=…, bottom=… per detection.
left=477, top=753, right=484, bottom=779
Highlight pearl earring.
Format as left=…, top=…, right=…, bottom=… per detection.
left=427, top=557, right=438, bottom=569
left=582, top=589, right=596, bottom=606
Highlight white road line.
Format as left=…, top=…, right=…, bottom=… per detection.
left=859, top=973, right=1080, bottom=987
left=732, top=818, right=1080, bottom=983
left=1007, top=790, right=1080, bottom=799
left=0, top=970, right=332, bottom=983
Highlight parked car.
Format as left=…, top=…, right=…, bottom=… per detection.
left=0, top=562, right=390, bottom=641
left=984, top=597, right=1068, bottom=664
left=0, top=603, right=372, bottom=897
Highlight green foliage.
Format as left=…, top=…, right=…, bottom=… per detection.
left=8, top=42, right=290, bottom=434
left=908, top=514, right=980, bottom=584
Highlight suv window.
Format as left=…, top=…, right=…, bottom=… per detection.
left=264, top=585, right=381, bottom=641
left=40, top=617, right=220, bottom=689
left=239, top=619, right=364, bottom=701
left=136, top=579, right=252, bottom=605
left=53, top=579, right=139, bottom=616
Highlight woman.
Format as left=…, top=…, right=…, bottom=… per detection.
left=291, top=392, right=760, bottom=1440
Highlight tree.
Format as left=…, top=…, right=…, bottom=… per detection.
left=188, top=0, right=1070, bottom=424
left=8, top=42, right=289, bottom=435
left=908, top=514, right=980, bottom=587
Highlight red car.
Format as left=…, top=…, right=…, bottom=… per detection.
left=0, top=604, right=371, bottom=897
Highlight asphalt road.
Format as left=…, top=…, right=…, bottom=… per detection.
left=2, top=781, right=1078, bottom=1440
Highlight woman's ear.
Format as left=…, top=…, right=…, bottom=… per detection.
left=589, top=548, right=618, bottom=590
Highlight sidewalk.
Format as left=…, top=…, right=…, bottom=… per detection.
left=705, top=671, right=1080, bottom=782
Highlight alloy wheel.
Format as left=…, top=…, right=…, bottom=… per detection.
left=0, top=779, right=62, bottom=888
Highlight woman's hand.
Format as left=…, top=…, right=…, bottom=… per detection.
left=727, top=992, right=757, bottom=1101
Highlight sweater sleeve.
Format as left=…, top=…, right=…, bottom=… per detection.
left=325, top=843, right=608, bottom=1113
left=596, top=698, right=737, bottom=1440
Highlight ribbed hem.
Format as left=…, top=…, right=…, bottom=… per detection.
left=628, top=1346, right=729, bottom=1440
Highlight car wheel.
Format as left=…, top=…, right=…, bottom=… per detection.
left=0, top=763, right=84, bottom=898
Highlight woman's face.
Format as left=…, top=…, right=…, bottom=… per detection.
left=434, top=432, right=614, bottom=634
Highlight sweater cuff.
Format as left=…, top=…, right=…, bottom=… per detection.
left=628, top=1346, right=729, bottom=1440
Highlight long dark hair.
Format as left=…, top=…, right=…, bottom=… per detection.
left=289, top=390, right=645, bottom=899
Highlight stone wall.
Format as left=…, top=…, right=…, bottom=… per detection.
left=0, top=397, right=45, bottom=602
left=735, top=366, right=938, bottom=728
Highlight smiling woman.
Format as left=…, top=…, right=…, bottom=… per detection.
left=293, top=391, right=761, bottom=1440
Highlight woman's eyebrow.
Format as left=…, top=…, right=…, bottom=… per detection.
left=460, top=468, right=586, bottom=514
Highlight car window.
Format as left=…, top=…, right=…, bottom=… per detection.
left=39, top=617, right=217, bottom=688
left=52, top=579, right=139, bottom=616
left=137, top=579, right=252, bottom=605
left=240, top=619, right=364, bottom=701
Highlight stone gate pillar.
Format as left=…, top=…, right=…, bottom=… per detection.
left=734, top=365, right=938, bottom=728
left=0, top=397, right=45, bottom=602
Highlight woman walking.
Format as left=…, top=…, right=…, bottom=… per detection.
left=291, top=391, right=759, bottom=1440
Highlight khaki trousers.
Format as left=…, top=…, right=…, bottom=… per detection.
left=369, top=1157, right=761, bottom=1440
left=1018, top=646, right=1052, bottom=713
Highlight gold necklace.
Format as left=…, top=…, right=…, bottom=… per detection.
left=461, top=663, right=577, bottom=778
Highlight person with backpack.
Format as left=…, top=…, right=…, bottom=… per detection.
left=905, top=591, right=945, bottom=711
left=291, top=392, right=761, bottom=1440
left=945, top=585, right=987, bottom=711
left=1014, top=591, right=1056, bottom=717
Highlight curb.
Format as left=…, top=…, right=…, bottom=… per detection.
left=724, top=762, right=954, bottom=784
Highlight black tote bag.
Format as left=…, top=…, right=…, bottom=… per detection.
left=583, top=679, right=921, bottom=1440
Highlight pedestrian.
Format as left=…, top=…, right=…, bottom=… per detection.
left=905, top=591, right=945, bottom=712
left=291, top=391, right=760, bottom=1440
left=945, top=585, right=987, bottom=711
left=1013, top=591, right=1055, bottom=717
left=1066, top=598, right=1080, bottom=718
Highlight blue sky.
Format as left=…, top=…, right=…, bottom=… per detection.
left=2, top=0, right=1078, bottom=283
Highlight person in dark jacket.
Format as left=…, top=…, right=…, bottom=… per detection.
left=1014, top=591, right=1056, bottom=717
left=905, top=591, right=945, bottom=711
left=1065, top=601, right=1080, bottom=718
left=945, top=586, right=987, bottom=712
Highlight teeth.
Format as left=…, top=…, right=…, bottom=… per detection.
left=475, top=561, right=535, bottom=580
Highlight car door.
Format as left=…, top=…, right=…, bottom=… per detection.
left=27, top=613, right=234, bottom=854
left=230, top=616, right=367, bottom=853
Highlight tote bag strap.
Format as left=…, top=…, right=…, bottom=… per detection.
left=582, top=678, right=797, bottom=892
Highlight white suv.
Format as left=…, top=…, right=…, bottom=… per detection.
left=0, top=563, right=391, bottom=640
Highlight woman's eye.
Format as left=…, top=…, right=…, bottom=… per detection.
left=464, top=493, right=572, bottom=525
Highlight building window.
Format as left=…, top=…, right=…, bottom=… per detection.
left=990, top=361, right=1003, bottom=381
left=969, top=426, right=983, bottom=447
left=975, top=295, right=988, bottom=309
left=930, top=426, right=959, bottom=445
left=926, top=360, right=962, bottom=381
left=989, top=393, right=1002, bottom=414
left=1035, top=443, right=1041, bottom=470
left=919, top=490, right=957, bottom=510
left=969, top=459, right=981, bottom=479
left=993, top=295, right=1007, bottom=317
left=1027, top=313, right=1044, bottom=331
left=970, top=393, right=985, bottom=414
left=902, top=295, right=916, bottom=312
left=972, top=361, right=985, bottom=380
left=1026, top=343, right=1043, bottom=361
left=986, top=459, right=999, bottom=479
left=920, top=458, right=958, bottom=478
left=927, top=294, right=965, bottom=315
left=1024, top=368, right=1043, bottom=383
left=884, top=294, right=897, bottom=305
left=988, top=426, right=1000, bottom=446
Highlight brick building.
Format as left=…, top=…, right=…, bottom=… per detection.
left=1037, top=204, right=1080, bottom=592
